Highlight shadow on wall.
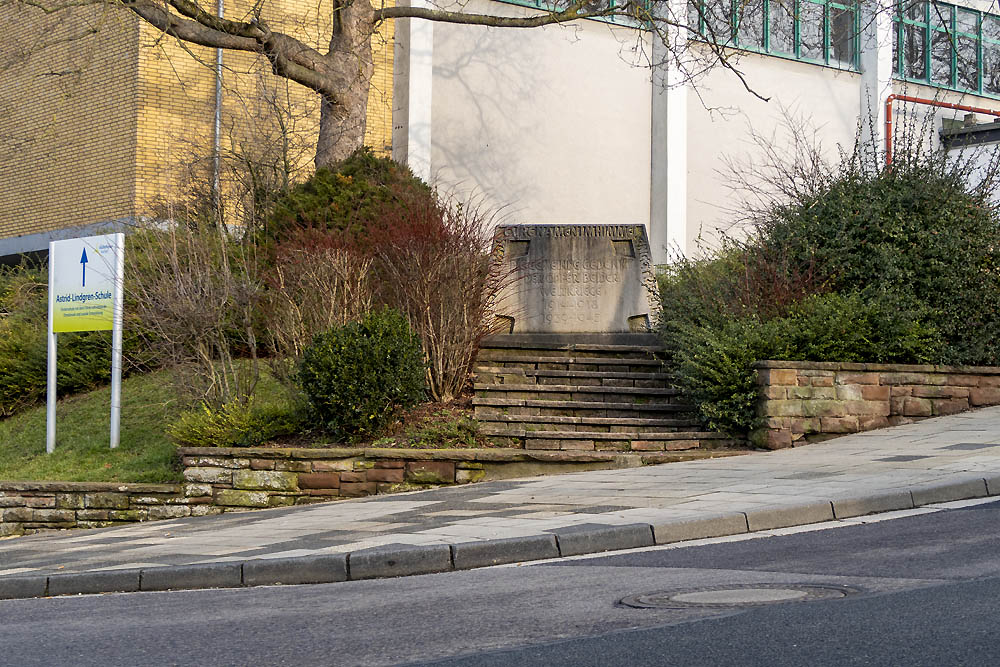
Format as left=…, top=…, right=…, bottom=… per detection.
left=428, top=10, right=653, bottom=226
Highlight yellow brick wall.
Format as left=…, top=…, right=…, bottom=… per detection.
left=0, top=1, right=394, bottom=242
left=0, top=6, right=140, bottom=239
left=134, top=0, right=396, bottom=224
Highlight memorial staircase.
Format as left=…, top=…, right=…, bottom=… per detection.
left=472, top=334, right=746, bottom=454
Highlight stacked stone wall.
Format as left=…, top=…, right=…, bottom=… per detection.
left=0, top=482, right=216, bottom=537
left=177, top=447, right=665, bottom=508
left=753, top=361, right=1000, bottom=448
left=2, top=447, right=690, bottom=536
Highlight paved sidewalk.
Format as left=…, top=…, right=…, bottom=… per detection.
left=3, top=407, right=1000, bottom=598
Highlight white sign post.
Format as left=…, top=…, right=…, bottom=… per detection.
left=47, top=233, right=125, bottom=453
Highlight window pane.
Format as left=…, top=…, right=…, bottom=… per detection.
left=893, top=19, right=901, bottom=74
left=904, top=0, right=926, bottom=22
left=830, top=6, right=856, bottom=67
left=689, top=0, right=703, bottom=33
left=736, top=0, right=765, bottom=49
left=931, top=9, right=953, bottom=86
left=957, top=34, right=978, bottom=90
left=984, top=42, right=1000, bottom=94
left=957, top=8, right=978, bottom=35
left=769, top=0, right=795, bottom=54
left=985, top=15, right=1000, bottom=43
left=800, top=1, right=826, bottom=61
left=703, top=0, right=734, bottom=45
left=904, top=23, right=927, bottom=78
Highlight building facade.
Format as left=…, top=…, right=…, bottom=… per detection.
left=392, top=0, right=1000, bottom=264
left=0, top=0, right=394, bottom=258
left=2, top=1, right=999, bottom=263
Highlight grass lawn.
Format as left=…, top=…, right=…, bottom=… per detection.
left=0, top=369, right=181, bottom=483
left=0, top=365, right=504, bottom=483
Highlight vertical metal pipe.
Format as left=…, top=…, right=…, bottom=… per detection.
left=46, top=242, right=57, bottom=454
left=213, top=0, right=224, bottom=220
left=109, top=233, right=125, bottom=449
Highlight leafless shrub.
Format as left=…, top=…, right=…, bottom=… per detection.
left=367, top=195, right=511, bottom=403
left=127, top=223, right=264, bottom=408
left=264, top=231, right=375, bottom=385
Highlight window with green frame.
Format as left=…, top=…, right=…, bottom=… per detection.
left=894, top=1, right=1000, bottom=97
left=687, top=0, right=860, bottom=69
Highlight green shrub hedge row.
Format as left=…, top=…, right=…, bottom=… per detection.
left=659, top=152, right=1000, bottom=436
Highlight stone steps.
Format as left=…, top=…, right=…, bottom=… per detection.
left=473, top=334, right=744, bottom=452
left=476, top=414, right=703, bottom=433
left=473, top=383, right=683, bottom=404
left=474, top=366, right=674, bottom=386
left=472, top=397, right=693, bottom=417
left=477, top=426, right=742, bottom=452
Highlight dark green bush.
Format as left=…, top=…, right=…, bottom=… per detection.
left=660, top=148, right=1000, bottom=435
left=296, top=309, right=425, bottom=441
left=265, top=147, right=432, bottom=243
left=758, top=160, right=1000, bottom=365
left=672, top=292, right=941, bottom=435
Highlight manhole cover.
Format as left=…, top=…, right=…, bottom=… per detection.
left=619, top=584, right=855, bottom=609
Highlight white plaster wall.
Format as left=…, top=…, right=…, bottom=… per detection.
left=685, top=53, right=861, bottom=252
left=427, top=0, right=653, bottom=228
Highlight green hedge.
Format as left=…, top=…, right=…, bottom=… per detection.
left=671, top=292, right=941, bottom=435
left=297, top=309, right=425, bottom=441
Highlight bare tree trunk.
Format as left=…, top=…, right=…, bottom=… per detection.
left=316, top=0, right=376, bottom=168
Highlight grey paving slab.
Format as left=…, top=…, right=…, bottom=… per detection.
left=4, top=406, right=1000, bottom=599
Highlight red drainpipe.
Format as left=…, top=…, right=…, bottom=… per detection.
left=884, top=94, right=1000, bottom=165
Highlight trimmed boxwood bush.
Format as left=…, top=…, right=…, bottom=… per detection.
left=296, top=308, right=425, bottom=441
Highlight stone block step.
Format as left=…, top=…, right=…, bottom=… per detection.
left=476, top=351, right=664, bottom=364
left=474, top=383, right=681, bottom=397
left=476, top=414, right=700, bottom=429
left=493, top=431, right=745, bottom=452
left=473, top=397, right=693, bottom=418
left=480, top=426, right=732, bottom=441
left=474, top=366, right=673, bottom=384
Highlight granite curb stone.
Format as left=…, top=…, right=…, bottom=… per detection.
left=348, top=544, right=453, bottom=580
left=831, top=491, right=915, bottom=519
left=0, top=575, right=47, bottom=600
left=140, top=562, right=243, bottom=592
left=451, top=535, right=560, bottom=570
left=47, top=569, right=141, bottom=596
left=243, top=554, right=348, bottom=587
left=651, top=513, right=749, bottom=544
left=553, top=523, right=655, bottom=557
left=909, top=477, right=989, bottom=506
left=744, top=501, right=836, bottom=531
left=984, top=474, right=1000, bottom=496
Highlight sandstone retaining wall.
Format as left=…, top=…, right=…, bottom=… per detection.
left=753, top=360, right=1000, bottom=448
left=2, top=447, right=729, bottom=536
left=0, top=481, right=216, bottom=537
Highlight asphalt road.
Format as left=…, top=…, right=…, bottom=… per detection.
left=3, top=499, right=1000, bottom=666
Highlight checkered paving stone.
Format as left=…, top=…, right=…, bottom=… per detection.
left=5, top=406, right=1000, bottom=577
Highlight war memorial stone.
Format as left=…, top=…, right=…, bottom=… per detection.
left=492, top=224, right=655, bottom=334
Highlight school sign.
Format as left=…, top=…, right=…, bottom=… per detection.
left=47, top=233, right=125, bottom=452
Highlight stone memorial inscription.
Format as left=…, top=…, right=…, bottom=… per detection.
left=493, top=224, right=654, bottom=333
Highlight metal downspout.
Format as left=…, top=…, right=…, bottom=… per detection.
left=213, top=0, right=224, bottom=222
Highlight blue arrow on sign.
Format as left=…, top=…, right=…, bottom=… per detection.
left=80, top=248, right=88, bottom=287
